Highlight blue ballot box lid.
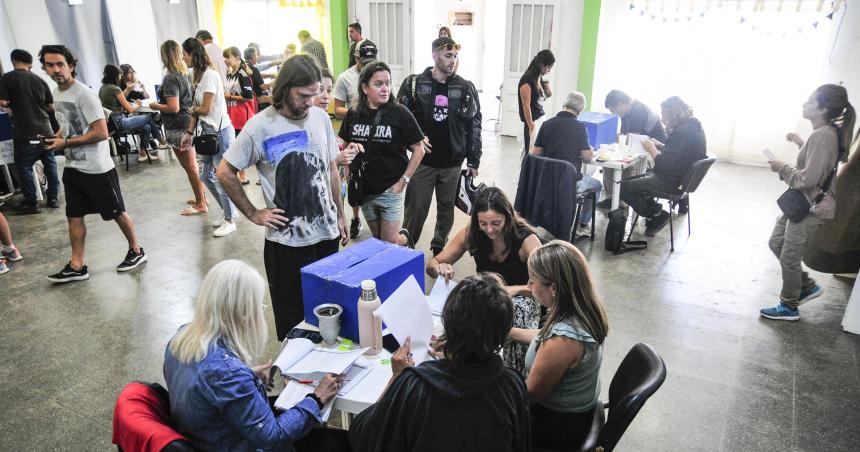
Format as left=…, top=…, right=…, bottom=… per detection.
left=302, top=238, right=423, bottom=286
left=578, top=111, right=619, bottom=149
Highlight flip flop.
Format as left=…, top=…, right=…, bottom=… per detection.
left=180, top=206, right=208, bottom=216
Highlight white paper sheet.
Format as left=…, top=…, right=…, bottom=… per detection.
left=274, top=379, right=334, bottom=421
left=273, top=337, right=368, bottom=379
left=376, top=275, right=434, bottom=364
left=338, top=363, right=372, bottom=396
left=273, top=338, right=316, bottom=373
left=762, top=148, right=778, bottom=162
left=628, top=133, right=648, bottom=155
left=426, top=275, right=456, bottom=315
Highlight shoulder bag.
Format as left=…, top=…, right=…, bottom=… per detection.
left=777, top=162, right=837, bottom=222
left=346, top=111, right=382, bottom=207
left=192, top=116, right=223, bottom=156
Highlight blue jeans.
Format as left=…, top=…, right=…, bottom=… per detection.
left=199, top=126, right=236, bottom=220
left=117, top=114, right=162, bottom=149
left=576, top=174, right=602, bottom=225
left=13, top=140, right=59, bottom=202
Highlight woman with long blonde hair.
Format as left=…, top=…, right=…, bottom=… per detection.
left=509, top=240, right=609, bottom=449
left=163, top=260, right=344, bottom=451
left=148, top=40, right=208, bottom=215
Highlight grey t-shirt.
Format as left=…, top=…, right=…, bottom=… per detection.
left=224, top=106, right=340, bottom=247
left=333, top=66, right=360, bottom=109
left=98, top=84, right=124, bottom=114
left=53, top=81, right=115, bottom=174
left=160, top=72, right=192, bottom=131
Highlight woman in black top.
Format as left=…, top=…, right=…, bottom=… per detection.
left=518, top=49, right=555, bottom=156
left=428, top=187, right=542, bottom=373
left=339, top=61, right=425, bottom=245
left=120, top=64, right=150, bottom=102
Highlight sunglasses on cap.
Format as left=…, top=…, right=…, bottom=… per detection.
left=435, top=43, right=461, bottom=52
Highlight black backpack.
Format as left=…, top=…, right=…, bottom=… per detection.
left=605, top=208, right=647, bottom=254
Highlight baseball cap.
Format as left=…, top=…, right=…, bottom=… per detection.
left=355, top=39, right=378, bottom=64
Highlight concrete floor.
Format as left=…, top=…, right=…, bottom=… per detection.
left=1, top=127, right=858, bottom=451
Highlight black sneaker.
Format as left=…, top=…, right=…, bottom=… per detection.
left=596, top=198, right=613, bottom=210
left=644, top=210, right=671, bottom=236
left=47, top=262, right=89, bottom=283
left=399, top=228, right=414, bottom=248
left=349, top=218, right=362, bottom=239
left=46, top=198, right=60, bottom=208
left=677, top=198, right=689, bottom=215
left=117, top=247, right=147, bottom=272
left=13, top=201, right=41, bottom=215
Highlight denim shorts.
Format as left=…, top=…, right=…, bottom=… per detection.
left=361, top=189, right=403, bottom=222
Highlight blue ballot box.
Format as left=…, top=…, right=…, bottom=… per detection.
left=578, top=111, right=619, bottom=149
left=301, top=238, right=425, bottom=342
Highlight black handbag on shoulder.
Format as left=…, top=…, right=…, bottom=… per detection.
left=192, top=118, right=223, bottom=156
left=346, top=111, right=382, bottom=207
left=777, top=163, right=837, bottom=222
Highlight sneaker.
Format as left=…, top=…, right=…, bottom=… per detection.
left=117, top=247, right=147, bottom=272
left=213, top=221, right=237, bottom=237
left=46, top=198, right=60, bottom=209
left=596, top=198, right=613, bottom=210
left=644, top=210, right=670, bottom=236
left=1, top=246, right=22, bottom=262
left=212, top=215, right=225, bottom=228
left=798, top=284, right=824, bottom=306
left=0, top=192, right=13, bottom=202
left=575, top=222, right=592, bottom=238
left=13, top=201, right=40, bottom=215
left=137, top=155, right=149, bottom=163
left=0, top=258, right=8, bottom=275
left=760, top=301, right=799, bottom=321
left=350, top=218, right=362, bottom=239
left=47, top=262, right=90, bottom=283
left=399, top=228, right=414, bottom=248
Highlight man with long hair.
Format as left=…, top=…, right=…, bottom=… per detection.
left=217, top=55, right=348, bottom=341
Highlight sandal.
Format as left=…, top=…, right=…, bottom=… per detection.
left=180, top=205, right=208, bottom=216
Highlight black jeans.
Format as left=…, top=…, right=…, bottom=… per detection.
left=522, top=123, right=531, bottom=158
left=13, top=140, right=59, bottom=202
left=264, top=238, right=340, bottom=341
left=619, top=172, right=679, bottom=217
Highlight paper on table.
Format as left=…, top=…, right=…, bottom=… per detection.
left=628, top=133, right=648, bottom=155
left=273, top=338, right=316, bottom=373
left=273, top=337, right=368, bottom=378
left=274, top=379, right=334, bottom=421
left=338, top=363, right=372, bottom=396
left=427, top=275, right=456, bottom=315
left=762, top=148, right=778, bottom=162
left=376, top=275, right=434, bottom=364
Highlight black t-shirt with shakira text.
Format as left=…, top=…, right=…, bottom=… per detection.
left=339, top=104, right=424, bottom=195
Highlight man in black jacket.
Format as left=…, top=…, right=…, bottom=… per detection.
left=399, top=37, right=482, bottom=254
left=620, top=96, right=706, bottom=236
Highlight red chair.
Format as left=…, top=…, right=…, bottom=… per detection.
left=112, top=382, right=196, bottom=452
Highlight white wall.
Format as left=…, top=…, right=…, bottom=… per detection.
left=546, top=0, right=584, bottom=116
left=820, top=3, right=860, bottom=111
left=106, top=0, right=162, bottom=94
left=0, top=0, right=60, bottom=87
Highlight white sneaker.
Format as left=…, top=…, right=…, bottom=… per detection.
left=212, top=215, right=225, bottom=228
left=213, top=221, right=237, bottom=237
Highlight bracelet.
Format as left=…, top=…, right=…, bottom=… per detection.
left=305, top=393, right=324, bottom=410
left=64, top=138, right=69, bottom=147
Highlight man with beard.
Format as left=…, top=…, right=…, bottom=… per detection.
left=398, top=36, right=482, bottom=255
left=217, top=55, right=348, bottom=341
left=39, top=45, right=147, bottom=283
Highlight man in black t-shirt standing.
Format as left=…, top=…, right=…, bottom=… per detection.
left=600, top=90, right=668, bottom=210
left=398, top=37, right=482, bottom=255
left=0, top=49, right=60, bottom=214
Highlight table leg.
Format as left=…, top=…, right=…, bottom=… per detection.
left=611, top=168, right=622, bottom=211
left=2, top=164, right=13, bottom=194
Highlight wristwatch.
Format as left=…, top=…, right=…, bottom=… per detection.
left=305, top=393, right=324, bottom=410
left=402, top=174, right=411, bottom=184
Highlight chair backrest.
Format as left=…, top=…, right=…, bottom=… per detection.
left=679, top=156, right=716, bottom=194
left=112, top=382, right=195, bottom=452
left=598, top=343, right=667, bottom=451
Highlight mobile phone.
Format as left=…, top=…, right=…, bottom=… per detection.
left=286, top=327, right=323, bottom=344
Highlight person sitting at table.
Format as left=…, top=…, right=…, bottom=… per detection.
left=508, top=240, right=609, bottom=449
left=532, top=91, right=603, bottom=237
left=163, top=260, right=349, bottom=452
left=98, top=64, right=164, bottom=162
left=349, top=273, right=531, bottom=452
left=427, top=187, right=541, bottom=374
left=620, top=95, right=707, bottom=236
left=120, top=64, right=150, bottom=102
left=600, top=90, right=668, bottom=210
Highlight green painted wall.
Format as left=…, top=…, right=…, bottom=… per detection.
left=330, top=0, right=349, bottom=77
left=577, top=0, right=601, bottom=110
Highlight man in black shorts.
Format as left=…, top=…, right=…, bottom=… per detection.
left=39, top=45, right=146, bottom=283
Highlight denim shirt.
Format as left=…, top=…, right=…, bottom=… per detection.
left=163, top=331, right=322, bottom=451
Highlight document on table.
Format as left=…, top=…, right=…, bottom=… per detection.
left=338, top=362, right=372, bottom=396
left=762, top=148, right=778, bottom=162
left=274, top=379, right=334, bottom=421
left=427, top=275, right=456, bottom=315
left=628, top=133, right=648, bottom=155
left=273, top=337, right=368, bottom=379
left=376, top=275, right=434, bottom=364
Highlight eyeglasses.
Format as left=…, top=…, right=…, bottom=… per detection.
left=435, top=43, right=461, bottom=52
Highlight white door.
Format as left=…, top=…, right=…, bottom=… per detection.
left=501, top=0, right=560, bottom=137
left=353, top=0, right=413, bottom=94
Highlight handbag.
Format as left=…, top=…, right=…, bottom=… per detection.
left=346, top=111, right=382, bottom=207
left=455, top=169, right=486, bottom=214
left=192, top=117, right=223, bottom=156
left=777, top=163, right=837, bottom=222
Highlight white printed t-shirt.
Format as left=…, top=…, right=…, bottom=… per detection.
left=333, top=66, right=360, bottom=109
left=194, top=69, right=232, bottom=131
left=224, top=106, right=340, bottom=248
left=53, top=81, right=114, bottom=174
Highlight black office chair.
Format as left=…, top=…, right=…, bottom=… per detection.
left=627, top=156, right=716, bottom=251
left=571, top=189, right=598, bottom=242
left=105, top=109, right=150, bottom=171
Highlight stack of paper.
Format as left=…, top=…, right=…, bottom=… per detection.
left=274, top=379, right=335, bottom=420
left=273, top=338, right=368, bottom=381
left=376, top=275, right=435, bottom=364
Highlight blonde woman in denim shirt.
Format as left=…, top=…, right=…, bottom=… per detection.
left=163, top=260, right=347, bottom=451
